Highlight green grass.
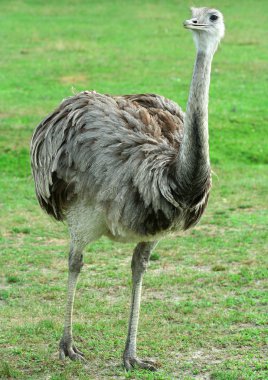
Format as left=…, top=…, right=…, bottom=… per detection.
left=0, top=0, right=267, bottom=379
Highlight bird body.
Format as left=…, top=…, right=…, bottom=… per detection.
left=31, top=91, right=210, bottom=243
left=30, top=7, right=225, bottom=371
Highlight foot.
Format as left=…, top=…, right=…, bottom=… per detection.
left=123, top=356, right=159, bottom=371
left=59, top=337, right=85, bottom=362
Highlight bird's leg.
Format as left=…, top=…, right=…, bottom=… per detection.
left=123, top=241, right=159, bottom=371
left=59, top=244, right=85, bottom=362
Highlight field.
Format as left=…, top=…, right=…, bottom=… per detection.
left=0, top=0, right=267, bottom=379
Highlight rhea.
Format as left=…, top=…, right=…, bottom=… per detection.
left=30, top=7, right=225, bottom=371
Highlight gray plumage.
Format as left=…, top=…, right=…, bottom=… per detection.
left=30, top=7, right=225, bottom=372
left=31, top=92, right=209, bottom=237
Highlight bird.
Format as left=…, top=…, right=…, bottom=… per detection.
left=30, top=7, right=225, bottom=372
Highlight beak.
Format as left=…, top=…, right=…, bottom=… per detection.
left=183, top=19, right=208, bottom=30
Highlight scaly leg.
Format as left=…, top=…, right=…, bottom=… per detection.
left=59, top=244, right=85, bottom=361
left=123, top=241, right=159, bottom=371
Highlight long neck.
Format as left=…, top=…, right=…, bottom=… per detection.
left=176, top=49, right=214, bottom=187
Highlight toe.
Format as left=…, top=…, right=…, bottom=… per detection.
left=123, top=358, right=132, bottom=371
left=69, top=350, right=86, bottom=362
left=136, top=358, right=158, bottom=371
left=59, top=348, right=66, bottom=360
left=123, top=356, right=159, bottom=372
left=73, top=345, right=85, bottom=357
left=59, top=339, right=86, bottom=362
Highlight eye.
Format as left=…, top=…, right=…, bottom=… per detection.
left=210, top=14, right=218, bottom=21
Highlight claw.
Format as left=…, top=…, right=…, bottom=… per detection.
left=72, top=344, right=85, bottom=357
left=59, top=338, right=86, bottom=362
left=123, top=356, right=159, bottom=371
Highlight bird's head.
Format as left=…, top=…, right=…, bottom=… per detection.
left=183, top=7, right=225, bottom=54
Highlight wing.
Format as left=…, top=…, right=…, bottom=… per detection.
left=120, top=93, right=184, bottom=148
left=30, top=91, right=185, bottom=234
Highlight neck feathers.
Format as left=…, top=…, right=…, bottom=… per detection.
left=174, top=50, right=213, bottom=206
left=183, top=51, right=213, bottom=162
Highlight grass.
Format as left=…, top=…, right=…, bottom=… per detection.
left=0, top=0, right=267, bottom=379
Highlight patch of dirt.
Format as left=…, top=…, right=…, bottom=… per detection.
left=150, top=261, right=178, bottom=276
left=191, top=265, right=211, bottom=273
left=193, top=374, right=211, bottom=380
left=46, top=237, right=68, bottom=246
left=59, top=74, right=88, bottom=85
left=190, top=348, right=223, bottom=364
left=0, top=112, right=11, bottom=118
left=173, top=347, right=226, bottom=379
left=234, top=323, right=267, bottom=330
left=193, top=223, right=240, bottom=237
left=144, top=289, right=183, bottom=304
